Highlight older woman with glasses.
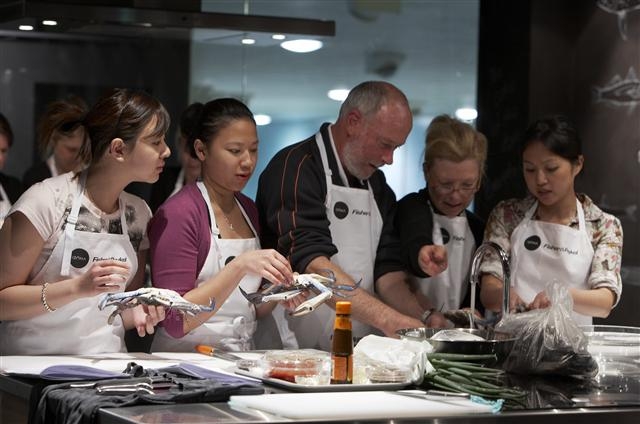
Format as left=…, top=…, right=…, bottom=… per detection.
left=395, top=114, right=487, bottom=325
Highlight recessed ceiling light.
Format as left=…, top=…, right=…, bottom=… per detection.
left=18, top=25, right=34, bottom=31
left=327, top=89, right=350, bottom=102
left=254, top=114, right=272, bottom=126
left=280, top=39, right=323, bottom=53
left=241, top=38, right=256, bottom=45
left=455, top=107, right=478, bottom=121
left=272, top=34, right=286, bottom=40
left=42, top=20, right=57, bottom=26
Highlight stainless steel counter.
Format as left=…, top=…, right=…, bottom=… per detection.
left=99, top=402, right=640, bottom=424
left=97, top=370, right=640, bottom=424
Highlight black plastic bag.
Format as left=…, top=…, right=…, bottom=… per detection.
left=495, top=280, right=598, bottom=377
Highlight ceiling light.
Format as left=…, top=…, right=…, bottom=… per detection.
left=327, top=89, right=350, bottom=102
left=280, top=39, right=323, bottom=53
left=241, top=38, right=256, bottom=45
left=272, top=34, right=285, bottom=40
left=455, top=107, right=478, bottom=121
left=254, top=114, right=272, bottom=126
left=18, top=25, right=33, bottom=31
left=42, top=20, right=57, bottom=26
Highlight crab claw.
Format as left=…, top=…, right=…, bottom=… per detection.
left=289, top=291, right=332, bottom=317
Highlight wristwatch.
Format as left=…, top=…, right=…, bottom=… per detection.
left=421, top=308, right=436, bottom=324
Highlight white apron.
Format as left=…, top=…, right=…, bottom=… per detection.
left=285, top=131, right=383, bottom=351
left=412, top=203, right=475, bottom=312
left=0, top=182, right=11, bottom=228
left=510, top=199, right=594, bottom=325
left=0, top=171, right=136, bottom=355
left=151, top=181, right=261, bottom=352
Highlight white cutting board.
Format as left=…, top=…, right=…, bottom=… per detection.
left=228, top=391, right=494, bottom=419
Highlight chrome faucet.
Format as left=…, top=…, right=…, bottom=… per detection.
left=469, top=242, right=511, bottom=323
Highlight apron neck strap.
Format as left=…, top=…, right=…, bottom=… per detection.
left=527, top=197, right=586, bottom=231
left=197, top=181, right=219, bottom=236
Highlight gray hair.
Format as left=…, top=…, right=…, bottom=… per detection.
left=338, top=81, right=409, bottom=119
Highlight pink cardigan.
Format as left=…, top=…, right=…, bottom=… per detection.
left=147, top=182, right=259, bottom=337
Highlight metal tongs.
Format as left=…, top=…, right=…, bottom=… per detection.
left=69, top=376, right=175, bottom=395
left=239, top=270, right=360, bottom=316
left=70, top=377, right=154, bottom=395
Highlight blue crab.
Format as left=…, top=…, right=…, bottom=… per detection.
left=239, top=270, right=360, bottom=316
left=98, top=287, right=216, bottom=324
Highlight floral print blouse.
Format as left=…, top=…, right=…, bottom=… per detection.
left=479, top=194, right=623, bottom=305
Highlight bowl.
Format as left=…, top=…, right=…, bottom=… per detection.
left=396, top=327, right=515, bottom=364
left=261, top=350, right=329, bottom=383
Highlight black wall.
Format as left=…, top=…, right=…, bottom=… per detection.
left=477, top=0, right=640, bottom=326
left=0, top=35, right=190, bottom=193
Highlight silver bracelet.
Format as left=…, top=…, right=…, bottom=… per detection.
left=41, top=282, right=56, bottom=313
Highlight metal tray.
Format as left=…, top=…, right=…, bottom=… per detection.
left=235, top=369, right=411, bottom=392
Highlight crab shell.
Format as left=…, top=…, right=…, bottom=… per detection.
left=98, top=287, right=215, bottom=325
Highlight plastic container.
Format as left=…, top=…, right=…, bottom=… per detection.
left=365, top=365, right=412, bottom=383
left=261, top=350, right=329, bottom=384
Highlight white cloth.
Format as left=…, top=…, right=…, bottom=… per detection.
left=151, top=181, right=261, bottom=352
left=285, top=131, right=383, bottom=351
left=46, top=155, right=59, bottom=178
left=0, top=171, right=142, bottom=355
left=510, top=199, right=594, bottom=325
left=0, top=181, right=10, bottom=228
left=168, top=167, right=185, bottom=198
left=411, top=204, right=475, bottom=312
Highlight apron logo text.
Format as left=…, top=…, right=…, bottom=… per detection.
left=225, top=256, right=236, bottom=265
left=543, top=243, right=578, bottom=255
left=351, top=209, right=370, bottom=216
left=92, top=256, right=128, bottom=262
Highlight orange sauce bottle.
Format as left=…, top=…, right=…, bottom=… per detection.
left=330, top=301, right=353, bottom=384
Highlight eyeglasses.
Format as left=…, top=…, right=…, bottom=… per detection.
left=430, top=181, right=479, bottom=196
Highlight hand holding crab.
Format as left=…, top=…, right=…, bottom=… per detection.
left=98, top=287, right=215, bottom=333
left=230, top=249, right=294, bottom=286
left=239, top=269, right=360, bottom=316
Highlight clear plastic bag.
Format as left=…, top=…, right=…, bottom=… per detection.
left=495, top=280, right=598, bottom=377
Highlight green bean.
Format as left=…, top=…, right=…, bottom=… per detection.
left=423, top=352, right=527, bottom=409
left=427, top=353, right=497, bottom=362
left=436, top=370, right=470, bottom=384
left=467, top=377, right=503, bottom=390
left=431, top=375, right=488, bottom=397
left=430, top=359, right=502, bottom=374
left=444, top=366, right=474, bottom=377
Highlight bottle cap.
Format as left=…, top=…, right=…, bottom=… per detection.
left=336, top=301, right=351, bottom=315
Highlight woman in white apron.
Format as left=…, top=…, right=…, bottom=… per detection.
left=148, top=98, right=296, bottom=353
left=480, top=116, right=622, bottom=325
left=396, top=115, right=488, bottom=326
left=22, top=96, right=89, bottom=190
left=0, top=89, right=170, bottom=355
